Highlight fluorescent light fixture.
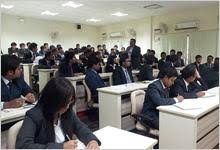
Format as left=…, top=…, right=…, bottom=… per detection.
left=1, top=4, right=14, bottom=9
left=62, top=1, right=83, bottom=8
left=111, top=12, right=128, bottom=17
left=86, top=18, right=101, bottom=22
left=41, top=10, right=58, bottom=16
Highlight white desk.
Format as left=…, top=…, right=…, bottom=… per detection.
left=78, top=126, right=157, bottom=149
left=97, top=82, right=151, bottom=130
left=1, top=105, right=34, bottom=125
left=22, top=63, right=33, bottom=88
left=38, top=69, right=58, bottom=92
left=157, top=87, right=219, bottom=149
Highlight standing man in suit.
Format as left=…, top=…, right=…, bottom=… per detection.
left=112, top=53, right=134, bottom=85
left=141, top=68, right=184, bottom=129
left=85, top=56, right=105, bottom=103
left=1, top=55, right=35, bottom=109
left=170, top=64, right=205, bottom=99
left=126, top=38, right=141, bottom=69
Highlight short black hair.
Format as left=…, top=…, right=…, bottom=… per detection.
left=177, top=51, right=183, bottom=55
left=40, top=45, right=45, bottom=50
left=195, top=55, right=202, bottom=59
left=44, top=43, right=48, bottom=46
left=97, top=45, right=101, bottom=48
left=181, top=64, right=196, bottom=79
left=161, top=52, right=166, bottom=56
left=28, top=43, right=37, bottom=50
left=19, top=43, right=25, bottom=47
left=207, top=55, right=214, bottom=59
left=1, top=54, right=21, bottom=76
left=130, top=38, right=136, bottom=43
left=11, top=42, right=17, bottom=46
left=57, top=44, right=61, bottom=48
left=119, top=53, right=129, bottom=66
left=170, top=49, right=176, bottom=53
left=87, top=56, right=100, bottom=68
left=214, top=57, right=219, bottom=72
left=151, top=50, right=156, bottom=55
left=158, top=67, right=178, bottom=78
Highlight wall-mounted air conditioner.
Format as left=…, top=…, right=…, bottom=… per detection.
left=109, top=32, right=124, bottom=38
left=175, top=21, right=199, bottom=30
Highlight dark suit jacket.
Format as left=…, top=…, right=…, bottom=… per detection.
left=85, top=69, right=105, bottom=98
left=201, top=63, right=214, bottom=70
left=138, top=65, right=154, bottom=81
left=175, top=59, right=184, bottom=67
left=38, top=58, right=55, bottom=69
left=112, top=66, right=134, bottom=85
left=170, top=77, right=202, bottom=99
left=8, top=48, right=18, bottom=55
left=200, top=68, right=219, bottom=89
left=126, top=45, right=141, bottom=69
left=58, top=62, right=73, bottom=77
left=141, top=80, right=176, bottom=125
left=158, top=59, right=166, bottom=70
left=1, top=76, right=33, bottom=102
left=193, top=62, right=202, bottom=73
left=16, top=104, right=101, bottom=149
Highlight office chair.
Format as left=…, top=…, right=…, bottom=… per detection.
left=130, top=90, right=159, bottom=137
left=7, top=120, right=23, bottom=149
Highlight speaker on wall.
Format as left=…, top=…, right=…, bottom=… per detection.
left=77, top=24, right=81, bottom=30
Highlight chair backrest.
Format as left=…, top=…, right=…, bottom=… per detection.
left=130, top=90, right=145, bottom=115
left=7, top=120, right=23, bottom=149
left=82, top=80, right=91, bottom=103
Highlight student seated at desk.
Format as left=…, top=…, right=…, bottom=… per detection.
left=138, top=55, right=155, bottom=81
left=170, top=64, right=206, bottom=99
left=112, top=53, right=134, bottom=85
left=141, top=68, right=184, bottom=129
left=38, top=51, right=57, bottom=69
left=85, top=56, right=105, bottom=103
left=1, top=55, right=35, bottom=109
left=16, top=78, right=100, bottom=149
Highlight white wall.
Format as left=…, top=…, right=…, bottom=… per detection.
left=1, top=14, right=100, bottom=54
left=152, top=5, right=219, bottom=62
left=98, top=17, right=151, bottom=54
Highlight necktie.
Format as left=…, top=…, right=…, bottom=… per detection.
left=125, top=69, right=131, bottom=83
left=164, top=88, right=169, bottom=98
left=7, top=82, right=13, bottom=93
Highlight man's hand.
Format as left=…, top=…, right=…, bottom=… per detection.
left=4, top=98, right=24, bottom=109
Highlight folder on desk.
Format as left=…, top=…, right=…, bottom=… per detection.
left=174, top=100, right=202, bottom=110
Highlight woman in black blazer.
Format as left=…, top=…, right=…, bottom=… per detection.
left=16, top=78, right=100, bottom=149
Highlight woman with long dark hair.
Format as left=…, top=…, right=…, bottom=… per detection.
left=16, top=77, right=100, bottom=149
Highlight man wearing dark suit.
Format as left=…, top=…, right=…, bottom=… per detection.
left=126, top=38, right=141, bottom=69
left=17, top=43, right=26, bottom=59
left=201, top=55, right=214, bottom=70
left=38, top=51, right=56, bottom=69
left=1, top=55, right=35, bottom=109
left=164, top=54, right=178, bottom=68
left=74, top=44, right=81, bottom=54
left=158, top=52, right=167, bottom=70
left=193, top=55, right=203, bottom=73
left=175, top=51, right=185, bottom=67
left=8, top=42, right=19, bottom=55
left=112, top=53, right=134, bottom=85
left=170, top=64, right=205, bottom=99
left=138, top=55, right=154, bottom=81
left=141, top=68, right=184, bottom=129
left=23, top=42, right=39, bottom=63
left=85, top=56, right=105, bottom=103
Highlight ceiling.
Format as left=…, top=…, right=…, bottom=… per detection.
left=1, top=0, right=218, bottom=26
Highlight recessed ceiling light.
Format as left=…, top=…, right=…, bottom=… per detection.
left=86, top=18, right=101, bottom=22
left=62, top=1, right=83, bottom=8
left=41, top=10, right=58, bottom=16
left=111, top=12, right=128, bottom=17
left=143, top=4, right=162, bottom=9
left=1, top=4, right=14, bottom=9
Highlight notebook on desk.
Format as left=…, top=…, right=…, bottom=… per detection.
left=173, top=100, right=202, bottom=110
